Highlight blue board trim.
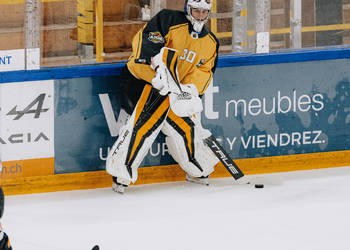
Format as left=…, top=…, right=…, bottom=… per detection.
left=1, top=46, right=350, bottom=83
left=217, top=46, right=350, bottom=68
left=0, top=61, right=125, bottom=84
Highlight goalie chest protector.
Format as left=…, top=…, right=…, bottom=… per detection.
left=127, top=9, right=219, bottom=96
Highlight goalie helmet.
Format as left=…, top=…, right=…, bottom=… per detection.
left=184, top=0, right=212, bottom=33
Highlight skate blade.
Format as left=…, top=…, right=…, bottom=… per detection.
left=186, top=175, right=209, bottom=186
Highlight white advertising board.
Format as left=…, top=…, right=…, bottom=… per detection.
left=0, top=49, right=25, bottom=72
left=0, top=80, right=54, bottom=161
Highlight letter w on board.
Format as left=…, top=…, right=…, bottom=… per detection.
left=99, top=94, right=130, bottom=137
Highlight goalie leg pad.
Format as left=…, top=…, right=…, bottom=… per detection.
left=106, top=120, right=135, bottom=184
left=106, top=85, right=170, bottom=183
left=162, top=111, right=219, bottom=178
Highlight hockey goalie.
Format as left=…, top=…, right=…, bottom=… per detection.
left=106, top=0, right=221, bottom=193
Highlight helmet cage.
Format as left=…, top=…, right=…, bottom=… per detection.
left=185, top=0, right=212, bottom=33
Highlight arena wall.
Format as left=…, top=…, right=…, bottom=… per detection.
left=1, top=46, right=350, bottom=195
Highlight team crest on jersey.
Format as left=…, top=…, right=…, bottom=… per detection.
left=148, top=31, right=165, bottom=44
left=196, top=59, right=205, bottom=68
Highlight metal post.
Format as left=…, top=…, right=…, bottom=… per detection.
left=255, top=0, right=270, bottom=53
left=78, top=0, right=94, bottom=62
left=150, top=0, right=166, bottom=17
left=232, top=0, right=248, bottom=52
left=25, top=0, right=41, bottom=69
left=247, top=0, right=256, bottom=52
left=290, top=0, right=302, bottom=49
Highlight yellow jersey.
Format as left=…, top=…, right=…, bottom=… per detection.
left=126, top=9, right=219, bottom=96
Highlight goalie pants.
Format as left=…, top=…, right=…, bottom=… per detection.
left=106, top=66, right=218, bottom=183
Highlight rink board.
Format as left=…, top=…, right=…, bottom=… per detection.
left=1, top=47, right=350, bottom=194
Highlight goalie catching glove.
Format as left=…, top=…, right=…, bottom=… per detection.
left=151, top=47, right=203, bottom=117
left=169, top=84, right=203, bottom=117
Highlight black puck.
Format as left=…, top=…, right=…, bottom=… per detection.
left=255, top=184, right=264, bottom=188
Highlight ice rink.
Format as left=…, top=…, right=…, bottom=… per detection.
left=3, top=166, right=350, bottom=250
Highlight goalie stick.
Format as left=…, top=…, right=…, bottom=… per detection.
left=135, top=48, right=245, bottom=180
left=203, top=135, right=244, bottom=180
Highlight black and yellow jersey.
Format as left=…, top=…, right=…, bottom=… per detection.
left=126, top=9, right=219, bottom=96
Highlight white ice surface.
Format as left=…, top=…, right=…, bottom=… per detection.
left=3, top=166, right=350, bottom=250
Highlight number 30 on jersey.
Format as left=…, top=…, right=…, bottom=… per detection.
left=179, top=49, right=196, bottom=63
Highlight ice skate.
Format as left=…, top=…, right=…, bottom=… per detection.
left=186, top=174, right=209, bottom=186
left=112, top=177, right=128, bottom=194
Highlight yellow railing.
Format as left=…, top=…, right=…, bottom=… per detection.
left=210, top=0, right=218, bottom=34
left=95, top=0, right=104, bottom=62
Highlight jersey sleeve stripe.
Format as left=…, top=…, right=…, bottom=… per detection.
left=135, top=26, right=145, bottom=59
left=200, top=71, right=213, bottom=94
